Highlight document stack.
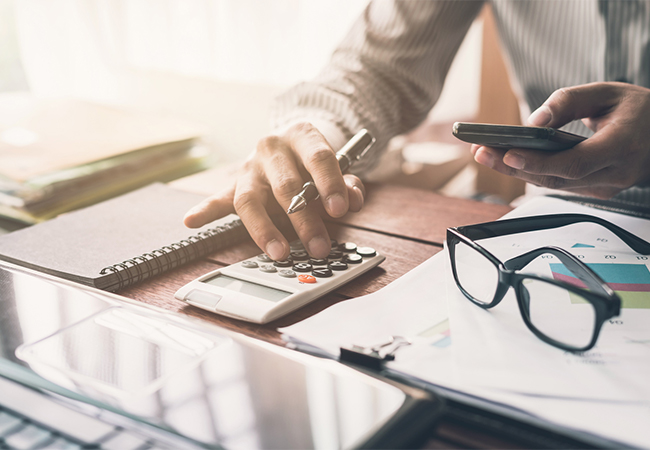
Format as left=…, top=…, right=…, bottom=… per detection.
left=0, top=93, right=211, bottom=224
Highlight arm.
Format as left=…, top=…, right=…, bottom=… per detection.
left=185, top=0, right=484, bottom=260
left=472, top=82, right=650, bottom=199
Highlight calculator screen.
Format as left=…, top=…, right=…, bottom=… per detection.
left=203, top=274, right=292, bottom=302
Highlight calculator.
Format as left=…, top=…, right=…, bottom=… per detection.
left=174, top=240, right=385, bottom=324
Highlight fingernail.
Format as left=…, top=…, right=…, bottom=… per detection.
left=528, top=105, right=552, bottom=126
left=265, top=239, right=285, bottom=260
left=474, top=147, right=495, bottom=168
left=353, top=186, right=364, bottom=208
left=307, top=236, right=330, bottom=258
left=504, top=152, right=525, bottom=170
left=326, top=193, right=346, bottom=217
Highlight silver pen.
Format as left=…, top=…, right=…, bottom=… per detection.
left=286, top=129, right=375, bottom=214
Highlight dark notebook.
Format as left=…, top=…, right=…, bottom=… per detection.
left=0, top=183, right=248, bottom=291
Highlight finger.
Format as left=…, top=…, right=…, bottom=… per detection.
left=287, top=124, right=349, bottom=218
left=480, top=152, right=622, bottom=196
left=528, top=82, right=621, bottom=128
left=286, top=203, right=332, bottom=258
left=184, top=185, right=236, bottom=228
left=469, top=144, right=481, bottom=156
left=344, top=174, right=365, bottom=212
left=473, top=146, right=507, bottom=169
left=257, top=134, right=332, bottom=258
left=501, top=131, right=612, bottom=179
left=233, top=171, right=290, bottom=261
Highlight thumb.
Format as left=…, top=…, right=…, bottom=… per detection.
left=528, top=83, right=621, bottom=129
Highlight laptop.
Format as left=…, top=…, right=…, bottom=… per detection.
left=0, top=261, right=442, bottom=449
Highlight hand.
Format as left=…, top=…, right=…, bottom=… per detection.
left=183, top=122, right=366, bottom=260
left=472, top=82, right=650, bottom=199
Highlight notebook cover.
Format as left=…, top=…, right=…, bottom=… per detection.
left=0, top=183, right=244, bottom=290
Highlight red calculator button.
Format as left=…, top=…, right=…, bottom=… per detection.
left=298, top=274, right=317, bottom=284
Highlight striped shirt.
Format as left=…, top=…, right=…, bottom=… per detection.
left=271, top=0, right=650, bottom=207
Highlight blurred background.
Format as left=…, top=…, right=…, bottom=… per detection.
left=0, top=0, right=523, bottom=219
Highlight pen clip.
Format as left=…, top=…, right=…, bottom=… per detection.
left=336, top=129, right=375, bottom=170
left=355, top=134, right=376, bottom=162
left=340, top=335, right=411, bottom=370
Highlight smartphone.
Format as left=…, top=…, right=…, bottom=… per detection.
left=452, top=122, right=586, bottom=152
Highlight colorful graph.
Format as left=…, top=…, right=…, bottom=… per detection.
left=418, top=319, right=451, bottom=348
left=550, top=263, right=650, bottom=309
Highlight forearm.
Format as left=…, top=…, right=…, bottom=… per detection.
left=271, top=0, right=484, bottom=177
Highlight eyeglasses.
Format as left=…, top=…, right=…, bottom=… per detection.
left=447, top=213, right=650, bottom=352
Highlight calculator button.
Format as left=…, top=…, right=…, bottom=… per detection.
left=273, top=259, right=293, bottom=268
left=259, top=264, right=277, bottom=273
left=279, top=269, right=296, bottom=278
left=257, top=254, right=273, bottom=263
left=357, top=247, right=377, bottom=257
left=344, top=254, right=363, bottom=264
left=327, top=250, right=343, bottom=260
left=328, top=261, right=348, bottom=271
left=341, top=242, right=357, bottom=252
left=241, top=260, right=259, bottom=269
left=312, top=268, right=333, bottom=278
left=293, top=263, right=313, bottom=272
left=298, top=274, right=317, bottom=283
left=290, top=240, right=305, bottom=251
left=290, top=251, right=309, bottom=261
left=309, top=258, right=328, bottom=266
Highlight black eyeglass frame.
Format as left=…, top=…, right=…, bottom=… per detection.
left=447, top=213, right=650, bottom=352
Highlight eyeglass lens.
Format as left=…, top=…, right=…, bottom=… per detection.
left=519, top=277, right=597, bottom=349
left=453, top=239, right=499, bottom=305
left=453, top=238, right=598, bottom=349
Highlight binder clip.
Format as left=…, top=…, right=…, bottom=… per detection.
left=340, top=335, right=411, bottom=371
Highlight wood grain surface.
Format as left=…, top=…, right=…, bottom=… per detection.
left=119, top=184, right=511, bottom=344
left=116, top=183, right=524, bottom=449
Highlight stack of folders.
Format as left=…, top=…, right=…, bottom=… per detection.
left=0, top=93, right=212, bottom=224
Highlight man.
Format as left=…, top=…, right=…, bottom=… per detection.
left=184, top=0, right=650, bottom=261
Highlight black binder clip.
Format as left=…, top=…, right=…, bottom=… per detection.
left=340, top=335, right=411, bottom=371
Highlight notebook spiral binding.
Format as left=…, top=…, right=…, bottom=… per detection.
left=99, top=219, right=248, bottom=291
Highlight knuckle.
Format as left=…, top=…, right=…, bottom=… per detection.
left=232, top=190, right=256, bottom=214
left=561, top=157, right=588, bottom=180
left=256, top=135, right=285, bottom=155
left=306, top=146, right=336, bottom=168
left=287, top=121, right=316, bottom=136
left=542, top=176, right=567, bottom=190
left=549, top=87, right=575, bottom=109
left=272, top=173, right=302, bottom=198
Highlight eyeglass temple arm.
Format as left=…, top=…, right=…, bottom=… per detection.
left=503, top=246, right=613, bottom=296
left=458, top=214, right=650, bottom=255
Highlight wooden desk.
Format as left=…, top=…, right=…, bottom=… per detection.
left=118, top=184, right=535, bottom=449
left=120, top=184, right=511, bottom=344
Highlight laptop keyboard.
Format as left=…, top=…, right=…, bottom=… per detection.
left=0, top=377, right=181, bottom=450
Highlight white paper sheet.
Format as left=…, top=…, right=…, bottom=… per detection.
left=449, top=197, right=650, bottom=403
left=281, top=196, right=650, bottom=447
left=279, top=252, right=457, bottom=385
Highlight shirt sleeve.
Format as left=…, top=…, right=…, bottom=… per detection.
left=271, top=0, right=484, bottom=177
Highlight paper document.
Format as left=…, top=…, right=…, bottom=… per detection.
left=280, top=252, right=456, bottom=385
left=281, top=195, right=650, bottom=447
left=449, top=196, right=650, bottom=402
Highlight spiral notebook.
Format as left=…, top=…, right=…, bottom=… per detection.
left=0, top=183, right=248, bottom=291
